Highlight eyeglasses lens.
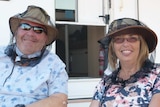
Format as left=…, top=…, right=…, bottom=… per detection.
left=113, top=37, right=139, bottom=43
left=19, top=23, right=46, bottom=34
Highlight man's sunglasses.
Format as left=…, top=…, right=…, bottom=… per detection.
left=19, top=23, right=47, bottom=34
left=112, top=36, right=140, bottom=44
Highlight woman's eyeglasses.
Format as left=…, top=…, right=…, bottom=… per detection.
left=19, top=23, right=47, bottom=34
left=113, top=36, right=140, bottom=44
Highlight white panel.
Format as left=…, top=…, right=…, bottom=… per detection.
left=68, top=102, right=90, bottom=107
left=138, top=0, right=160, bottom=63
left=110, top=0, right=138, bottom=21
left=68, top=78, right=100, bottom=99
left=55, top=0, right=76, bottom=10
left=78, top=0, right=105, bottom=26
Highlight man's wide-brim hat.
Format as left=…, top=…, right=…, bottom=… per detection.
left=99, top=18, right=158, bottom=53
left=9, top=5, right=58, bottom=46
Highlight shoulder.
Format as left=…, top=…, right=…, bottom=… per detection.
left=155, top=63, right=160, bottom=68
left=0, top=46, right=7, bottom=56
left=146, top=63, right=160, bottom=83
left=40, top=51, right=66, bottom=68
left=152, top=63, right=160, bottom=75
left=155, top=63, right=160, bottom=75
left=0, top=45, right=6, bottom=52
left=45, top=52, right=64, bottom=63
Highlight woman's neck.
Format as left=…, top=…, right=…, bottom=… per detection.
left=119, top=63, right=140, bottom=80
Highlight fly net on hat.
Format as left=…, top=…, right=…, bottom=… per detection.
left=9, top=5, right=58, bottom=46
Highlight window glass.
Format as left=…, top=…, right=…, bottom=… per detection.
left=55, top=0, right=76, bottom=21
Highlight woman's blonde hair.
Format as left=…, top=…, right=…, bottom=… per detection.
left=108, top=35, right=149, bottom=70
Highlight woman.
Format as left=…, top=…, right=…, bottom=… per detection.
left=0, top=5, right=68, bottom=107
left=90, top=18, right=160, bottom=107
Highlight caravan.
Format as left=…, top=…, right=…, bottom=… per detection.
left=0, top=0, right=160, bottom=106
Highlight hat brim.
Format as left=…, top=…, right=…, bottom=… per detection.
left=106, top=26, right=157, bottom=53
left=9, top=17, right=58, bottom=46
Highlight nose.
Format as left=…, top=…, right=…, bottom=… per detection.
left=123, top=38, right=129, bottom=42
left=122, top=39, right=130, bottom=46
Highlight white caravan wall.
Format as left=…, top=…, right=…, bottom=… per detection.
left=110, top=0, right=138, bottom=22
left=0, top=0, right=55, bottom=52
left=138, top=0, right=160, bottom=63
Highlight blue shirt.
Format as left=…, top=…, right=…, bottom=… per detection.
left=0, top=46, right=68, bottom=106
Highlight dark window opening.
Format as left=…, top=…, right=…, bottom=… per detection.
left=56, top=25, right=88, bottom=77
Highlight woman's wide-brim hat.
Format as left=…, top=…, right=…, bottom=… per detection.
left=9, top=5, right=58, bottom=46
left=99, top=18, right=158, bottom=53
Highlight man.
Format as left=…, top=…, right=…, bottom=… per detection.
left=0, top=5, right=68, bottom=107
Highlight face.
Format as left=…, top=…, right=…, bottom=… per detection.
left=112, top=34, right=140, bottom=63
left=15, top=20, right=48, bottom=55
